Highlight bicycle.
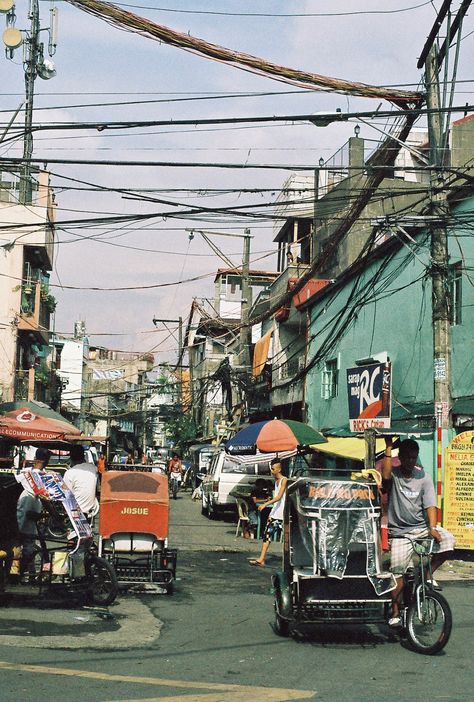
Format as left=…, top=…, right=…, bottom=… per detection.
left=394, top=536, right=452, bottom=655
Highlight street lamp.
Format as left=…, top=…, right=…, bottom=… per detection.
left=308, top=108, right=345, bottom=127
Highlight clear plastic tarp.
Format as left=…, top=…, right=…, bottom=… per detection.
left=289, top=479, right=396, bottom=596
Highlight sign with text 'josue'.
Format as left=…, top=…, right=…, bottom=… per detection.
left=347, top=362, right=392, bottom=432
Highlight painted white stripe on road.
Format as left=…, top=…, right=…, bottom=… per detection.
left=0, top=661, right=316, bottom=701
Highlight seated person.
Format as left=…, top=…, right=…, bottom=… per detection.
left=245, top=478, right=272, bottom=538
left=64, top=445, right=98, bottom=516
left=16, top=447, right=50, bottom=576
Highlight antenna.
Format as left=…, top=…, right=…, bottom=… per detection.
left=0, top=0, right=14, bottom=14
left=48, top=6, right=57, bottom=56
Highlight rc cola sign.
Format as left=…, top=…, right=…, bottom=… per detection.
left=347, top=362, right=391, bottom=432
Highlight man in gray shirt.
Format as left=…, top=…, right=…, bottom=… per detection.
left=382, top=438, right=455, bottom=627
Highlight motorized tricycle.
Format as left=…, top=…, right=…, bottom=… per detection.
left=98, top=467, right=177, bottom=594
left=272, top=472, right=452, bottom=654
left=0, top=466, right=118, bottom=605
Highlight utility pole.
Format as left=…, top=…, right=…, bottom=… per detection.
left=425, top=47, right=452, bottom=432
left=20, top=0, right=40, bottom=205
left=2, top=1, right=58, bottom=204
left=177, top=316, right=183, bottom=408
left=239, top=228, right=251, bottom=368
left=152, top=316, right=183, bottom=407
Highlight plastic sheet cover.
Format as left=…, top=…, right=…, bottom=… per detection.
left=16, top=469, right=92, bottom=542
left=290, top=480, right=396, bottom=596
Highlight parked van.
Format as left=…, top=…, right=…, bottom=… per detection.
left=201, top=450, right=272, bottom=519
left=188, top=443, right=216, bottom=489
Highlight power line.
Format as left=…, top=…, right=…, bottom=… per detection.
left=5, top=104, right=474, bottom=135
left=109, top=2, right=433, bottom=18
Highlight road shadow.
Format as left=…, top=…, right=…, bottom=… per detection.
left=288, top=622, right=399, bottom=648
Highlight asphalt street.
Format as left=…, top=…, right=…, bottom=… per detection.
left=0, top=491, right=473, bottom=702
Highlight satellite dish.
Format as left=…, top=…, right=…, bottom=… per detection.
left=3, top=27, right=22, bottom=50
left=0, top=0, right=14, bottom=14
left=37, top=59, right=56, bottom=80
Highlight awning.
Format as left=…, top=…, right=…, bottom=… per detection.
left=453, top=395, right=474, bottom=415
left=0, top=401, right=81, bottom=442
left=252, top=329, right=273, bottom=378
left=310, top=436, right=388, bottom=462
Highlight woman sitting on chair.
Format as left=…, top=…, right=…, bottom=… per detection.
left=244, top=479, right=272, bottom=539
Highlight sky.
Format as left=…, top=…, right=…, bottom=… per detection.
left=1, top=0, right=474, bottom=369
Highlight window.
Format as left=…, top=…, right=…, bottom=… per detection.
left=449, top=263, right=462, bottom=326
left=221, top=459, right=255, bottom=475
left=321, top=358, right=339, bottom=399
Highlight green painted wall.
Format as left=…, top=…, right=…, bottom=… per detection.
left=305, top=196, right=474, bottom=479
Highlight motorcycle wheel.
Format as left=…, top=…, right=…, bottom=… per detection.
left=86, top=555, right=118, bottom=606
left=274, top=610, right=291, bottom=637
left=406, top=590, right=452, bottom=655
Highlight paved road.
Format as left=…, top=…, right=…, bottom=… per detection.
left=0, top=492, right=473, bottom=702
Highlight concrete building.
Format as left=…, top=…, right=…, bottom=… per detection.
left=293, top=117, right=474, bottom=481
left=0, top=168, right=56, bottom=403
left=249, top=130, right=431, bottom=421
left=84, top=346, right=154, bottom=455
left=188, top=268, right=277, bottom=439
left=51, top=322, right=89, bottom=425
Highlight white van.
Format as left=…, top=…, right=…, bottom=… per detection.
left=201, top=450, right=272, bottom=519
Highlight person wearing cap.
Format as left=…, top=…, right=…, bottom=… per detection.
left=16, top=447, right=50, bottom=577
left=63, top=445, right=98, bottom=516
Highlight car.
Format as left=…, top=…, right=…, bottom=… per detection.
left=201, top=449, right=272, bottom=519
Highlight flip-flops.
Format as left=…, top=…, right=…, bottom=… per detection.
left=249, top=560, right=265, bottom=567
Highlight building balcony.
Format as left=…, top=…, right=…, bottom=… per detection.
left=18, top=281, right=53, bottom=343
left=14, top=365, right=51, bottom=403
left=0, top=169, right=55, bottom=270
left=278, top=355, right=304, bottom=381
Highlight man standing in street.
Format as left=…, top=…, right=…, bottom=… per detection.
left=382, top=437, right=455, bottom=627
left=64, top=445, right=98, bottom=517
left=249, top=459, right=287, bottom=567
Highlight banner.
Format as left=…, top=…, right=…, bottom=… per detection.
left=92, top=368, right=123, bottom=380
left=16, top=469, right=92, bottom=542
left=347, top=362, right=391, bottom=432
left=443, top=430, right=474, bottom=549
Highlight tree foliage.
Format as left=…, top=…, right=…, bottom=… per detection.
left=164, top=412, right=198, bottom=454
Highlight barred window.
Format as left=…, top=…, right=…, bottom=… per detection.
left=321, top=358, right=339, bottom=399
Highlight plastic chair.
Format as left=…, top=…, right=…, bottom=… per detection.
left=235, top=498, right=250, bottom=537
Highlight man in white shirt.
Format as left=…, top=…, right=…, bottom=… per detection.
left=64, top=445, right=97, bottom=516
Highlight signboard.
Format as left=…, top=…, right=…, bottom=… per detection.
left=301, top=480, right=377, bottom=509
left=347, top=362, right=391, bottom=432
left=443, top=430, right=474, bottom=550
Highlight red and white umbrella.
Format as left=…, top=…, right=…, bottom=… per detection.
left=0, top=402, right=81, bottom=442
